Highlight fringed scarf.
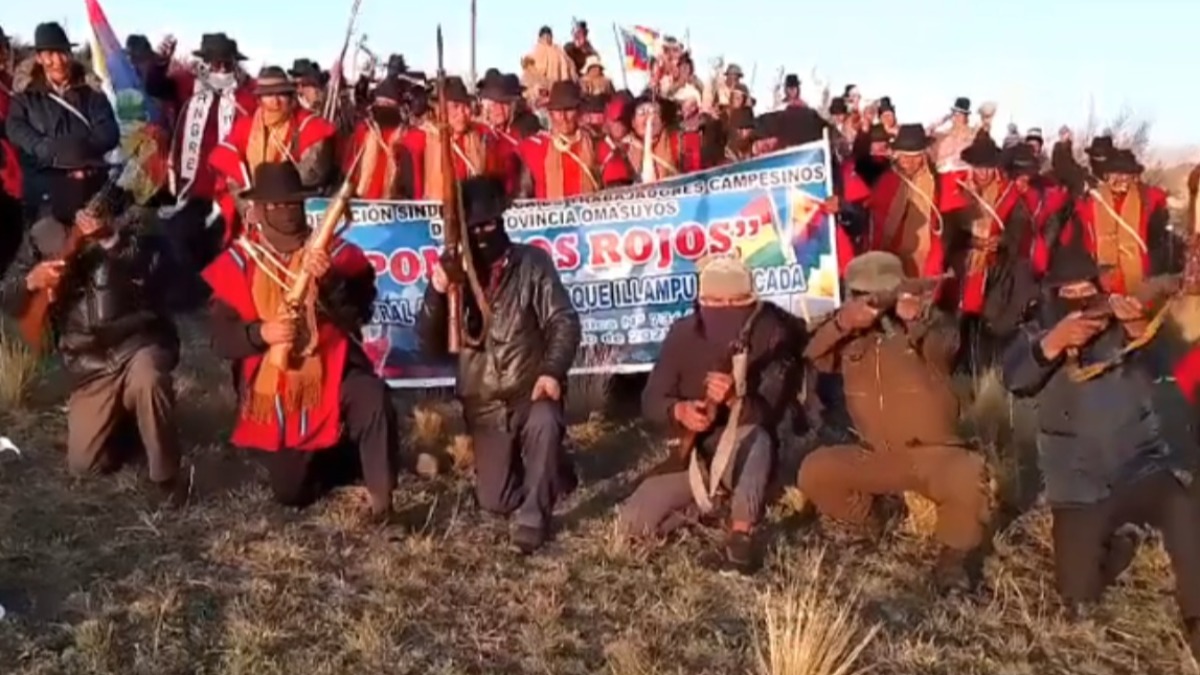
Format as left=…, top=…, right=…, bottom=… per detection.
left=544, top=131, right=598, bottom=200
left=423, top=125, right=486, bottom=200
left=882, top=166, right=938, bottom=277
left=246, top=109, right=295, bottom=176
left=245, top=251, right=322, bottom=426
left=1094, top=185, right=1146, bottom=293
left=627, top=133, right=679, bottom=182
left=357, top=122, right=402, bottom=199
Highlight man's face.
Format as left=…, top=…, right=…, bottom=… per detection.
left=207, top=59, right=233, bottom=75
left=752, top=137, right=778, bottom=156
left=634, top=105, right=661, bottom=138
left=881, top=110, right=896, bottom=127
left=951, top=111, right=969, bottom=127
left=680, top=99, right=699, bottom=119
left=1028, top=139, right=1043, bottom=155
left=37, top=50, right=72, bottom=84
left=550, top=108, right=579, bottom=134
left=679, top=61, right=693, bottom=78
left=730, top=89, right=748, bottom=109
left=484, top=100, right=511, bottom=127
left=540, top=32, right=553, bottom=45
left=1107, top=171, right=1134, bottom=194
left=297, top=84, right=322, bottom=108
left=895, top=152, right=925, bottom=176
left=726, top=72, right=741, bottom=87
left=259, top=93, right=293, bottom=117
left=869, top=141, right=889, bottom=157
left=785, top=85, right=799, bottom=100
left=573, top=27, right=587, bottom=43
left=846, top=89, right=860, bottom=107
left=586, top=65, right=602, bottom=78
left=971, top=167, right=998, bottom=185
left=582, top=111, right=604, bottom=129
left=1058, top=280, right=1098, bottom=302
left=831, top=113, right=846, bottom=127
left=1013, top=174, right=1032, bottom=192
left=447, top=101, right=472, bottom=132
left=606, top=119, right=628, bottom=140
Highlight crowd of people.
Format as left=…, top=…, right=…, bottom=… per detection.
left=1, top=17, right=1200, bottom=661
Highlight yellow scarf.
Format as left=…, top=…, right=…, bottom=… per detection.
left=1094, top=185, right=1145, bottom=292
left=246, top=110, right=294, bottom=176
left=423, top=125, right=486, bottom=200
left=882, top=166, right=937, bottom=277
left=544, top=131, right=598, bottom=200
left=356, top=123, right=401, bottom=198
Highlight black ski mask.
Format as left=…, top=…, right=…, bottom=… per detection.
left=467, top=217, right=511, bottom=267
left=259, top=201, right=309, bottom=252
left=370, top=105, right=404, bottom=128
left=48, top=171, right=107, bottom=225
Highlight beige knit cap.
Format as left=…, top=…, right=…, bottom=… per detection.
left=697, top=254, right=756, bottom=304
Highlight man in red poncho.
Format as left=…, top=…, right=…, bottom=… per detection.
left=341, top=77, right=418, bottom=200
left=203, top=162, right=400, bottom=521
left=519, top=81, right=601, bottom=199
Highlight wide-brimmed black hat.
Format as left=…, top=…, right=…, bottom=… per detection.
left=1044, top=242, right=1100, bottom=287
left=254, top=66, right=295, bottom=96
left=784, top=73, right=800, bottom=88
left=581, top=95, right=607, bottom=114
left=951, top=96, right=971, bottom=115
left=372, top=77, right=404, bottom=103
left=546, top=80, right=583, bottom=111
left=386, top=54, right=407, bottom=77
left=193, top=33, right=247, bottom=61
left=476, top=67, right=502, bottom=92
left=245, top=162, right=317, bottom=203
left=460, top=175, right=508, bottom=227
left=480, top=72, right=523, bottom=102
left=1006, top=144, right=1041, bottom=177
left=1103, top=149, right=1144, bottom=175
left=891, top=124, right=930, bottom=153
left=961, top=135, right=1002, bottom=167
left=288, top=58, right=324, bottom=85
left=754, top=111, right=782, bottom=139
left=125, top=34, right=154, bottom=59
left=34, top=22, right=75, bottom=52
left=0, top=25, right=9, bottom=47
left=1087, top=134, right=1115, bottom=161
left=434, top=76, right=472, bottom=104
left=878, top=96, right=895, bottom=114
left=828, top=97, right=848, bottom=116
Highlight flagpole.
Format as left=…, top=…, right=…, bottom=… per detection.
left=468, top=0, right=477, bottom=91
left=611, top=23, right=629, bottom=91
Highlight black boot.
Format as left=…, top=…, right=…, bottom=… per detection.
left=720, top=530, right=760, bottom=576
left=512, top=524, right=547, bottom=555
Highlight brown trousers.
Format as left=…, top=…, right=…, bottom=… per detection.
left=67, top=346, right=180, bottom=483
left=798, top=442, right=991, bottom=550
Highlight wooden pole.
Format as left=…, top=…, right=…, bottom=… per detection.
left=611, top=23, right=629, bottom=91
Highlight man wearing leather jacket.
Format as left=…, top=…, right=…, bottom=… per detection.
left=418, top=175, right=582, bottom=554
left=0, top=152, right=185, bottom=508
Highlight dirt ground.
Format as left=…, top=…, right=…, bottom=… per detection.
left=0, top=316, right=1198, bottom=675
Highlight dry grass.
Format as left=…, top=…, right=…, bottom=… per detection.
left=1, top=316, right=1198, bottom=674
left=0, top=322, right=41, bottom=409
left=756, top=550, right=879, bottom=675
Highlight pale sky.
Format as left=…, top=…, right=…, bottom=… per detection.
left=2, top=0, right=1194, bottom=149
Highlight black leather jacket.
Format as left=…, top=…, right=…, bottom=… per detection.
left=2, top=224, right=178, bottom=384
left=417, top=244, right=581, bottom=425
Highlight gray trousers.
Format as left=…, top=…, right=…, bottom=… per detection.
left=619, top=425, right=772, bottom=537
left=472, top=400, right=570, bottom=530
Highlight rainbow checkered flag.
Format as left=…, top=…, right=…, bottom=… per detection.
left=618, top=25, right=662, bottom=73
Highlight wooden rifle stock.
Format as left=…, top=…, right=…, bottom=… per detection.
left=17, top=176, right=119, bottom=354
left=267, top=164, right=360, bottom=369
left=435, top=24, right=465, bottom=355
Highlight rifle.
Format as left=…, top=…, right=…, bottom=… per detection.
left=265, top=152, right=362, bottom=370
left=643, top=302, right=764, bottom=478
left=17, top=172, right=122, bottom=354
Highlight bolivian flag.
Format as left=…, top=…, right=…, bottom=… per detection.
left=735, top=195, right=790, bottom=268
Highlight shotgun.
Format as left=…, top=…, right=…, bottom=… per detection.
left=266, top=151, right=362, bottom=370
left=17, top=173, right=121, bottom=354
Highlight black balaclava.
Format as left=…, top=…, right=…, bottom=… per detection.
left=697, top=301, right=755, bottom=351
left=1040, top=244, right=1103, bottom=324
left=48, top=171, right=108, bottom=225
left=371, top=105, right=404, bottom=129
left=260, top=201, right=309, bottom=253
left=467, top=216, right=511, bottom=267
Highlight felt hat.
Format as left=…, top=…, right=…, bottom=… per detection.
left=698, top=255, right=755, bottom=304
left=33, top=22, right=75, bottom=52
left=125, top=34, right=154, bottom=60
left=254, top=66, right=295, bottom=96
left=728, top=106, right=756, bottom=131
left=386, top=54, right=408, bottom=77
left=866, top=123, right=890, bottom=143
left=244, top=162, right=317, bottom=203
left=1104, top=149, right=1144, bottom=175
left=460, top=175, right=509, bottom=227
left=434, top=76, right=473, bottom=104
left=1024, top=127, right=1044, bottom=143
left=546, top=80, right=583, bottom=111
left=480, top=72, right=522, bottom=102
left=1044, top=243, right=1100, bottom=287
left=844, top=251, right=905, bottom=294
left=580, top=95, right=607, bottom=114
left=828, top=97, right=848, bottom=116
left=371, top=77, right=404, bottom=103
left=725, top=63, right=744, bottom=77
left=878, top=96, right=895, bottom=114
left=784, top=74, right=800, bottom=88
left=193, top=33, right=246, bottom=61
left=951, top=96, right=971, bottom=115
left=961, top=135, right=1003, bottom=168
left=583, top=55, right=604, bottom=73
left=891, top=124, right=930, bottom=153
left=288, top=58, right=324, bottom=86
left=1006, top=144, right=1042, bottom=177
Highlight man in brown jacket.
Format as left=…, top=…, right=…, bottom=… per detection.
left=798, top=251, right=992, bottom=592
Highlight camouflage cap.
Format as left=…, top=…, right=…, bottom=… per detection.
left=697, top=254, right=755, bottom=305
left=844, top=251, right=904, bottom=294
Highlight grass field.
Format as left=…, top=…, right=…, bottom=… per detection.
left=1, top=316, right=1198, bottom=675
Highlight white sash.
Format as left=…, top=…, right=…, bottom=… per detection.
left=178, top=81, right=238, bottom=194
